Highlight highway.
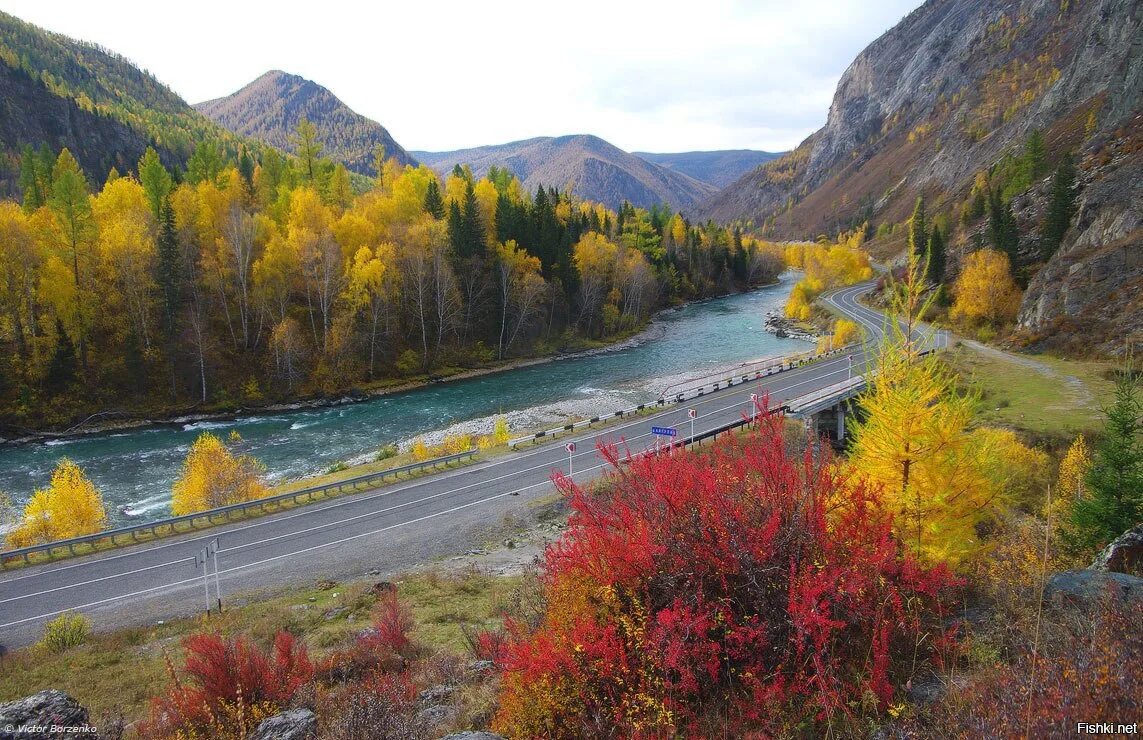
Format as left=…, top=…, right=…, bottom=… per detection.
left=0, top=281, right=884, bottom=649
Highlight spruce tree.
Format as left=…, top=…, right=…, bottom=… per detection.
left=238, top=146, right=255, bottom=193
left=18, top=144, right=42, bottom=212
left=908, top=196, right=928, bottom=267
left=1069, top=367, right=1142, bottom=552
left=46, top=319, right=78, bottom=393
left=926, top=224, right=946, bottom=285
left=988, top=189, right=1019, bottom=262
left=156, top=197, right=182, bottom=338
left=447, top=201, right=464, bottom=255
left=1040, top=153, right=1077, bottom=259
left=423, top=178, right=445, bottom=219
left=461, top=181, right=485, bottom=257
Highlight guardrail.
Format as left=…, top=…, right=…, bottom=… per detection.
left=0, top=448, right=478, bottom=567
left=506, top=342, right=861, bottom=449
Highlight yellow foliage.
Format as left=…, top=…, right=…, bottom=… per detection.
left=170, top=432, right=267, bottom=516
left=493, top=416, right=511, bottom=445
left=7, top=459, right=107, bottom=547
left=972, top=426, right=1052, bottom=512
left=817, top=318, right=862, bottom=352
left=410, top=437, right=430, bottom=462
left=783, top=242, right=872, bottom=319
left=951, top=249, right=1022, bottom=327
left=1057, top=434, right=1091, bottom=504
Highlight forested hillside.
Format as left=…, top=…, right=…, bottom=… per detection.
left=413, top=135, right=717, bottom=211
left=196, top=70, right=416, bottom=176
left=0, top=11, right=240, bottom=190
left=0, top=130, right=783, bottom=433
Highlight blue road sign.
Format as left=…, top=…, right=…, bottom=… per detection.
left=651, top=426, right=677, bottom=437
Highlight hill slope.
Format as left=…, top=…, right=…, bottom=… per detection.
left=413, top=135, right=717, bottom=211
left=634, top=149, right=782, bottom=188
left=196, top=71, right=415, bottom=175
left=0, top=10, right=230, bottom=190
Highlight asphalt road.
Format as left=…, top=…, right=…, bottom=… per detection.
left=0, top=281, right=885, bottom=649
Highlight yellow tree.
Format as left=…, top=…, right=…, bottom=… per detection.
left=1057, top=434, right=1091, bottom=502
left=8, top=459, right=107, bottom=547
left=93, top=177, right=156, bottom=350
left=495, top=240, right=546, bottom=359
left=171, top=432, right=267, bottom=515
left=572, top=232, right=618, bottom=337
left=950, top=249, right=1021, bottom=327
left=344, top=243, right=395, bottom=377
left=848, top=253, right=1000, bottom=565
left=0, top=202, right=43, bottom=377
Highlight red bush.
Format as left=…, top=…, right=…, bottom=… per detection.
left=143, top=631, right=313, bottom=737
left=316, top=592, right=417, bottom=683
left=494, top=401, right=957, bottom=737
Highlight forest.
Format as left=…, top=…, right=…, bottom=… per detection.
left=0, top=122, right=785, bottom=432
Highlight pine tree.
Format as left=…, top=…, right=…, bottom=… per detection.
left=238, top=146, right=255, bottom=193
left=138, top=147, right=172, bottom=219
left=987, top=189, right=1019, bottom=262
left=46, top=319, right=77, bottom=393
left=1069, top=367, right=1142, bottom=552
left=447, top=200, right=464, bottom=255
left=1040, top=153, right=1077, bottom=259
left=156, top=197, right=182, bottom=338
left=423, top=178, right=445, bottom=219
left=926, top=223, right=945, bottom=284
left=461, top=181, right=485, bottom=258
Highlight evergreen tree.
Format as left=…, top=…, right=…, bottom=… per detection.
left=1069, top=367, right=1142, bottom=552
left=987, top=189, right=1019, bottom=262
left=18, top=144, right=42, bottom=212
left=1040, top=153, right=1077, bottom=259
left=1023, top=129, right=1047, bottom=182
left=926, top=224, right=946, bottom=284
left=908, top=196, right=928, bottom=267
left=238, top=146, right=255, bottom=193
left=156, top=197, right=182, bottom=338
left=45, top=319, right=77, bottom=393
left=138, top=146, right=172, bottom=219
left=35, top=144, right=55, bottom=196
left=423, top=178, right=445, bottom=219
left=460, top=181, right=485, bottom=257
left=447, top=200, right=464, bottom=255
left=293, top=119, right=323, bottom=184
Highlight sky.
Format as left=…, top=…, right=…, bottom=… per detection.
left=1, top=0, right=922, bottom=153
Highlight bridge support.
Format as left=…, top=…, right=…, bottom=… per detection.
left=806, top=399, right=853, bottom=449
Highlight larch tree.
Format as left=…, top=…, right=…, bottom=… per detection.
left=171, top=432, right=267, bottom=515
left=138, top=147, right=173, bottom=220
left=47, top=148, right=95, bottom=372
left=950, top=249, right=1021, bottom=327
left=7, top=458, right=107, bottom=547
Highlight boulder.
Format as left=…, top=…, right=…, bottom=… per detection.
left=1091, top=523, right=1143, bottom=575
left=1044, top=570, right=1143, bottom=610
left=248, top=708, right=316, bottom=740
left=0, top=690, right=96, bottom=739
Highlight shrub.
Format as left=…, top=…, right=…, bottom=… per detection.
left=494, top=402, right=957, bottom=737
left=395, top=350, right=421, bottom=376
left=143, top=631, right=312, bottom=738
left=317, top=593, right=418, bottom=683
left=376, top=444, right=399, bottom=462
left=38, top=612, right=90, bottom=653
left=317, top=672, right=421, bottom=740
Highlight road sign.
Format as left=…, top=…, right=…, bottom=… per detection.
left=565, top=442, right=576, bottom=453
left=651, top=426, right=677, bottom=437
left=687, top=409, right=697, bottom=419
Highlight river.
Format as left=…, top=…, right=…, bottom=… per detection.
left=0, top=272, right=808, bottom=526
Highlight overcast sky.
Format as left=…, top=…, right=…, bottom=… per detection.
left=2, top=0, right=921, bottom=153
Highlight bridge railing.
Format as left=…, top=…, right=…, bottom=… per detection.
left=0, top=448, right=478, bottom=567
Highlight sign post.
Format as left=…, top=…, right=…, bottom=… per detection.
left=651, top=426, right=677, bottom=454
left=687, top=408, right=696, bottom=445
left=565, top=442, right=576, bottom=476
left=209, top=538, right=222, bottom=613
left=848, top=354, right=854, bottom=380
left=195, top=547, right=210, bottom=616
left=749, top=393, right=758, bottom=424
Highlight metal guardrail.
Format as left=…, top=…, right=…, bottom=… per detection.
left=506, top=342, right=861, bottom=449
left=0, top=448, right=478, bottom=567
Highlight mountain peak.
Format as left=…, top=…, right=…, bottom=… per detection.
left=195, top=71, right=415, bottom=174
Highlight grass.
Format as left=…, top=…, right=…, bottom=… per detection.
left=0, top=568, right=523, bottom=724
left=947, top=343, right=1115, bottom=438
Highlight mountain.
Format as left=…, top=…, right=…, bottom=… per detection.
left=633, top=150, right=782, bottom=188
left=195, top=71, right=415, bottom=175
left=413, top=135, right=717, bottom=212
left=701, top=0, right=1140, bottom=353
left=0, top=10, right=231, bottom=191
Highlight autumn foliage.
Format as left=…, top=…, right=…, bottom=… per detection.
left=170, top=432, right=267, bottom=515
left=7, top=457, right=106, bottom=547
left=493, top=405, right=956, bottom=737
left=950, top=248, right=1022, bottom=328
left=143, top=631, right=313, bottom=738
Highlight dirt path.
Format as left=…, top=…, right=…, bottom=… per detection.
left=960, top=338, right=1095, bottom=409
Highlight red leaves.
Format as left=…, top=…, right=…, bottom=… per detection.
left=495, top=400, right=958, bottom=736
left=144, top=630, right=313, bottom=737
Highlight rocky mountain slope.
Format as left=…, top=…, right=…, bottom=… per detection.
left=413, top=135, right=717, bottom=211
left=701, top=0, right=1140, bottom=352
left=0, top=10, right=229, bottom=191
left=196, top=70, right=415, bottom=175
left=634, top=149, right=781, bottom=188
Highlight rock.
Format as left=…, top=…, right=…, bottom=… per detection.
left=248, top=708, right=316, bottom=740
left=436, top=733, right=507, bottom=740
left=1044, top=570, right=1143, bottom=610
left=419, top=685, right=455, bottom=704
left=417, top=703, right=457, bottom=728
left=370, top=581, right=396, bottom=595
left=322, top=606, right=348, bottom=621
left=1092, top=523, right=1143, bottom=574
left=467, top=659, right=495, bottom=674
left=0, top=690, right=97, bottom=739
